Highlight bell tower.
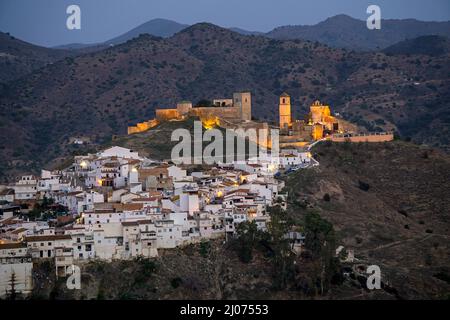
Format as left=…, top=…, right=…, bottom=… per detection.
left=279, top=92, right=291, bottom=133
left=233, top=92, right=252, bottom=121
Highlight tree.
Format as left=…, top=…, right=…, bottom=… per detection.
left=266, top=206, right=296, bottom=289
left=6, top=272, right=18, bottom=300
left=303, top=212, right=341, bottom=295
left=235, top=221, right=260, bottom=263
left=199, top=241, right=211, bottom=258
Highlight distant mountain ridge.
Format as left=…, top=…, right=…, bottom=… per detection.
left=53, top=18, right=188, bottom=51
left=266, top=14, right=450, bottom=50
left=52, top=15, right=450, bottom=51
left=105, top=18, right=189, bottom=45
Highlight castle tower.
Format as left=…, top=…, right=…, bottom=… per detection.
left=279, top=92, right=292, bottom=132
left=310, top=100, right=331, bottom=124
left=176, top=101, right=192, bottom=116
left=233, top=92, right=252, bottom=121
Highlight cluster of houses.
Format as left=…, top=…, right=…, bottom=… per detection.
left=0, top=146, right=313, bottom=297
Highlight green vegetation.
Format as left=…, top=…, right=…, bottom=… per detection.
left=230, top=204, right=341, bottom=295
left=199, top=240, right=211, bottom=258
left=28, top=196, right=68, bottom=221
left=233, top=220, right=263, bottom=263
left=170, top=277, right=183, bottom=289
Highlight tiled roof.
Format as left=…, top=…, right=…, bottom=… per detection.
left=25, top=235, right=72, bottom=242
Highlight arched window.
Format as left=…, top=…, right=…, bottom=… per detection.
left=282, top=98, right=285, bottom=104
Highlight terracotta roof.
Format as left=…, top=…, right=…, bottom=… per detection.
left=113, top=203, right=143, bottom=211
left=85, top=211, right=118, bottom=215
left=0, top=188, right=14, bottom=196
left=67, top=191, right=83, bottom=196
left=0, top=242, right=27, bottom=250
left=226, top=189, right=250, bottom=196
left=0, top=218, right=21, bottom=226
left=131, top=197, right=159, bottom=202
left=10, top=227, right=28, bottom=234
left=122, top=221, right=139, bottom=227
left=25, top=235, right=72, bottom=242
left=137, top=220, right=153, bottom=225
left=103, top=161, right=120, bottom=168
left=127, top=159, right=141, bottom=165
left=94, top=209, right=114, bottom=213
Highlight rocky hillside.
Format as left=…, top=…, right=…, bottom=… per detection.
left=283, top=141, right=450, bottom=299
left=0, top=23, right=449, bottom=180
left=383, top=35, right=450, bottom=57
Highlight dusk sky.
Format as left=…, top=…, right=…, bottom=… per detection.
left=0, top=0, right=449, bottom=47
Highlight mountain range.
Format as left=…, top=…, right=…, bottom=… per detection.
left=266, top=14, right=450, bottom=50
left=0, top=18, right=449, bottom=180
left=52, top=15, right=450, bottom=51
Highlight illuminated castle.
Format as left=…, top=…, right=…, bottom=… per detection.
left=278, top=94, right=354, bottom=145
left=128, top=92, right=252, bottom=134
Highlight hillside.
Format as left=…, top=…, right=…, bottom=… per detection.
left=0, top=32, right=74, bottom=83
left=383, top=35, right=450, bottom=56
left=29, top=141, right=450, bottom=300
left=267, top=14, right=450, bottom=50
left=284, top=141, right=450, bottom=299
left=0, top=23, right=449, bottom=180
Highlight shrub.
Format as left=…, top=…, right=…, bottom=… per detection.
left=199, top=241, right=211, bottom=258
left=171, top=277, right=183, bottom=289
left=358, top=180, right=370, bottom=191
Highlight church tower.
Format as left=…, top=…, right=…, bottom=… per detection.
left=233, top=92, right=252, bottom=121
left=279, top=92, right=291, bottom=133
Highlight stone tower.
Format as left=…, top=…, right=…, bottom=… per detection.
left=233, top=92, right=252, bottom=121
left=309, top=100, right=331, bottom=124
left=279, top=92, right=291, bottom=132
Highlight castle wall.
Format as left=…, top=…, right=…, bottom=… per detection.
left=189, top=106, right=241, bottom=120
left=213, top=99, right=233, bottom=107
left=177, top=102, right=192, bottom=115
left=156, top=109, right=180, bottom=121
left=330, top=132, right=394, bottom=143
left=127, top=119, right=159, bottom=135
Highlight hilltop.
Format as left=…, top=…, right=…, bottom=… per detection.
left=0, top=32, right=74, bottom=83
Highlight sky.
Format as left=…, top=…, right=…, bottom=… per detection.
left=0, top=0, right=449, bottom=47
